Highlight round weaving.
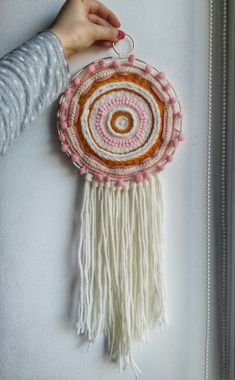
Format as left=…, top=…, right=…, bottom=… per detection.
left=57, top=55, right=183, bottom=186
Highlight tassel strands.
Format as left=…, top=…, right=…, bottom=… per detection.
left=75, top=174, right=167, bottom=377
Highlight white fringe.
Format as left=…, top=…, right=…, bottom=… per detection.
left=75, top=174, right=167, bottom=378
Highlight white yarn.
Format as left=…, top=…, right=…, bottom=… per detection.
left=75, top=175, right=167, bottom=377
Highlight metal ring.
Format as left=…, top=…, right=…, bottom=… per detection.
left=112, top=33, right=135, bottom=56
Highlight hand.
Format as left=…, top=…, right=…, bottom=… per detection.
left=48, top=0, right=125, bottom=58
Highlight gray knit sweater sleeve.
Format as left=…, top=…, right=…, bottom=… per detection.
left=0, top=31, right=71, bottom=155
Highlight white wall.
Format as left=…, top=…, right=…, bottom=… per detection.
left=0, top=1, right=219, bottom=379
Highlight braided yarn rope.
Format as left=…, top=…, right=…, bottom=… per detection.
left=57, top=55, right=184, bottom=185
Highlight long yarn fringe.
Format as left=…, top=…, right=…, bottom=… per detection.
left=75, top=175, right=167, bottom=377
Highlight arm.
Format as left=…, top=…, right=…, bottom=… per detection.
left=0, top=31, right=70, bottom=155
left=0, top=0, right=124, bottom=155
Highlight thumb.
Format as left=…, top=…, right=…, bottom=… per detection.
left=93, top=26, right=125, bottom=42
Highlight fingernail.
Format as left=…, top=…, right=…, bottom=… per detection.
left=117, top=30, right=125, bottom=40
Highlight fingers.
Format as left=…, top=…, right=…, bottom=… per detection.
left=87, top=0, right=121, bottom=28
left=88, top=14, right=121, bottom=47
left=88, top=13, right=109, bottom=26
left=93, top=24, right=119, bottom=42
left=94, top=40, right=113, bottom=48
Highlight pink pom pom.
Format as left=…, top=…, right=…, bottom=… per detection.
left=61, top=102, right=69, bottom=110
left=104, top=175, right=111, bottom=183
left=156, top=164, right=164, bottom=172
left=61, top=121, right=68, bottom=130
left=59, top=115, right=66, bottom=123
left=170, top=97, right=177, bottom=105
left=135, top=173, right=143, bottom=183
left=178, top=132, right=185, bottom=141
left=59, top=133, right=65, bottom=142
left=88, top=64, right=95, bottom=74
left=164, top=83, right=173, bottom=91
left=166, top=154, right=173, bottom=162
left=145, top=64, right=153, bottom=74
left=113, top=59, right=121, bottom=68
left=80, top=166, right=86, bottom=175
left=174, top=111, right=183, bottom=119
left=74, top=77, right=81, bottom=86
left=128, top=54, right=135, bottom=64
left=173, top=139, right=179, bottom=148
left=61, top=144, right=69, bottom=152
left=95, top=173, right=105, bottom=182
left=116, top=178, right=124, bottom=187
left=99, top=59, right=107, bottom=68
left=143, top=169, right=151, bottom=180
left=71, top=153, right=79, bottom=161
left=156, top=72, right=166, bottom=80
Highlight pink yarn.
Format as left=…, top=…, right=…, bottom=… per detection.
left=61, top=122, right=68, bottom=130
left=59, top=115, right=66, bottom=123
left=145, top=65, right=153, bottom=74
left=135, top=173, right=143, bottom=183
left=170, top=97, right=177, bottom=105
left=166, top=154, right=173, bottom=162
left=65, top=89, right=71, bottom=97
left=156, top=72, right=166, bottom=80
left=61, top=144, right=68, bottom=152
left=113, top=59, right=121, bottom=68
left=59, top=133, right=65, bottom=142
left=99, top=59, right=107, bottom=68
left=175, top=111, right=183, bottom=119
left=116, top=178, right=124, bottom=187
left=104, top=175, right=110, bottom=182
left=156, top=164, right=164, bottom=172
left=74, top=77, right=81, bottom=86
left=143, top=169, right=151, bottom=179
left=74, top=105, right=80, bottom=125
left=173, top=139, right=179, bottom=148
left=80, top=166, right=86, bottom=175
left=61, top=102, right=69, bottom=110
left=88, top=64, right=95, bottom=74
left=95, top=173, right=105, bottom=181
left=178, top=132, right=185, bottom=141
left=128, top=54, right=135, bottom=64
left=71, top=153, right=79, bottom=161
left=164, top=83, right=173, bottom=91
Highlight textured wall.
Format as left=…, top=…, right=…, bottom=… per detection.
left=0, top=1, right=219, bottom=379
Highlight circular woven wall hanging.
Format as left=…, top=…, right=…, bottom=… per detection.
left=57, top=35, right=184, bottom=377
